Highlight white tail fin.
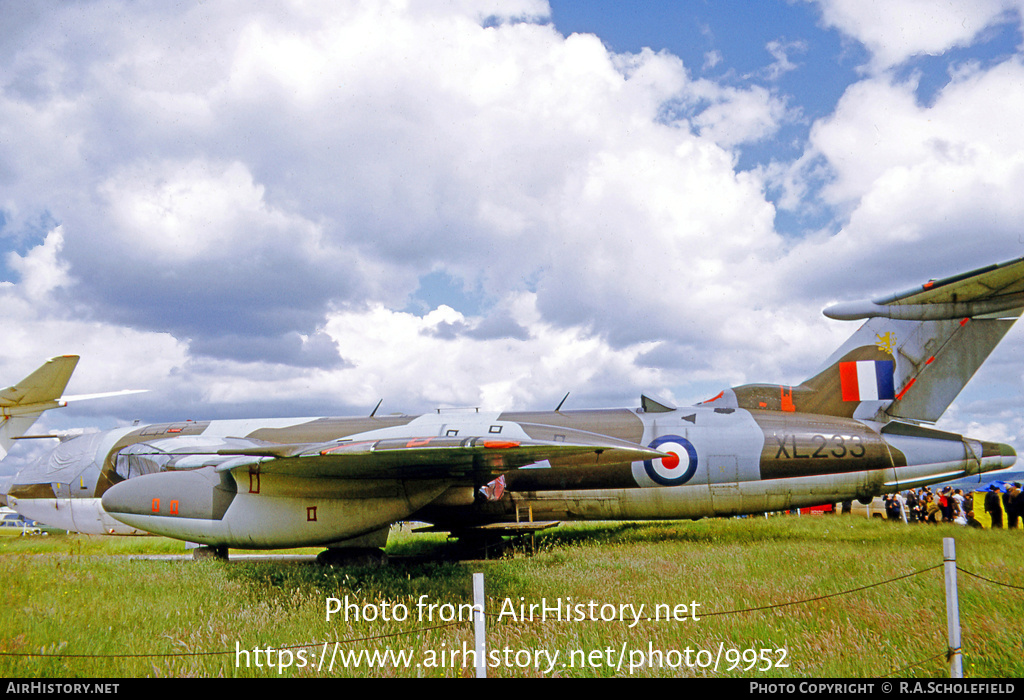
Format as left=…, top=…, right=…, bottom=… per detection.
left=0, top=355, right=80, bottom=460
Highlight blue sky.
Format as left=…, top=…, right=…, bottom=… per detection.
left=548, top=1, right=862, bottom=214
left=550, top=0, right=861, bottom=118
left=547, top=1, right=1024, bottom=233
left=2, top=0, right=1024, bottom=471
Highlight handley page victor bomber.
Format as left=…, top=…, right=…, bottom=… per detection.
left=3, top=256, right=1022, bottom=560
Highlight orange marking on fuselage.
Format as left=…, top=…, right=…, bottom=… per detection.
left=482, top=440, right=520, bottom=449
left=780, top=386, right=796, bottom=412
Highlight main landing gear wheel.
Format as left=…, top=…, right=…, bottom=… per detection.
left=453, top=534, right=508, bottom=559
left=193, top=545, right=229, bottom=561
left=316, top=547, right=388, bottom=567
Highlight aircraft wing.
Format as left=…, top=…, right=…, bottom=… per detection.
left=100, top=433, right=666, bottom=543
left=211, top=435, right=663, bottom=481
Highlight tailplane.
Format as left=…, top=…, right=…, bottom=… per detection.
left=721, top=256, right=1024, bottom=423
left=0, top=355, right=80, bottom=460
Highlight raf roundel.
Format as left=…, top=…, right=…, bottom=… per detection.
left=643, top=435, right=698, bottom=486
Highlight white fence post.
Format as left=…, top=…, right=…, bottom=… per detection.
left=943, top=538, right=963, bottom=678
left=473, top=572, right=486, bottom=678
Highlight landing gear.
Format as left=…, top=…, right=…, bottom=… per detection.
left=316, top=527, right=391, bottom=566
left=453, top=533, right=509, bottom=559
left=316, top=547, right=388, bottom=567
left=193, top=545, right=229, bottom=561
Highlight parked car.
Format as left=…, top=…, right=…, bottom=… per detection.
left=0, top=508, right=44, bottom=534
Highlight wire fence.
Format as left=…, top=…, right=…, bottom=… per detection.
left=3, top=537, right=1021, bottom=677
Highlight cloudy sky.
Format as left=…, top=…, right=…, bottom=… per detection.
left=3, top=0, right=1024, bottom=471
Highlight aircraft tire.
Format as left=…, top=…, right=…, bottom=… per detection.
left=316, top=547, right=388, bottom=567
left=193, top=545, right=229, bottom=561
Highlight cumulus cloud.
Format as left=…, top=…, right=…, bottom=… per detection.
left=810, top=0, right=1020, bottom=72
left=0, top=2, right=794, bottom=378
left=0, top=0, right=1021, bottom=458
left=770, top=16, right=1024, bottom=435
left=780, top=58, right=1024, bottom=296
left=0, top=228, right=189, bottom=411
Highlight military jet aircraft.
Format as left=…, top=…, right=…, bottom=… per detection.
left=3, top=256, right=1022, bottom=561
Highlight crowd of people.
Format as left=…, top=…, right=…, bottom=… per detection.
left=881, top=482, right=1023, bottom=528
left=981, top=482, right=1023, bottom=529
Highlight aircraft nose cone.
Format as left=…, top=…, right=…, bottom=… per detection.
left=100, top=479, right=151, bottom=516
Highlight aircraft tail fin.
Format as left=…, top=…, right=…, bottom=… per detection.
left=811, top=256, right=1024, bottom=422
left=726, top=256, right=1024, bottom=422
left=0, top=355, right=80, bottom=460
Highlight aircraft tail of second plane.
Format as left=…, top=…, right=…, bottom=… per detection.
left=0, top=355, right=80, bottom=461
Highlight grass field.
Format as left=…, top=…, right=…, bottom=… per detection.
left=1, top=515, right=1021, bottom=678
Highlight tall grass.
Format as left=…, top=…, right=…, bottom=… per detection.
left=1, top=516, right=1020, bottom=678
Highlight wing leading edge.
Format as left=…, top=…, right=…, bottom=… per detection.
left=111, top=433, right=665, bottom=482
left=218, top=434, right=665, bottom=480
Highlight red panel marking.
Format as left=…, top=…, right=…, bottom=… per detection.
left=925, top=356, right=935, bottom=365
left=406, top=438, right=433, bottom=448
left=923, top=281, right=934, bottom=290
left=839, top=362, right=860, bottom=402
left=960, top=318, right=969, bottom=326
left=170, top=500, right=179, bottom=515
left=151, top=498, right=160, bottom=514
left=661, top=452, right=680, bottom=470
left=483, top=440, right=520, bottom=449
left=895, top=377, right=916, bottom=401
left=703, top=391, right=724, bottom=403
left=167, top=428, right=182, bottom=433
left=759, top=402, right=767, bottom=408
